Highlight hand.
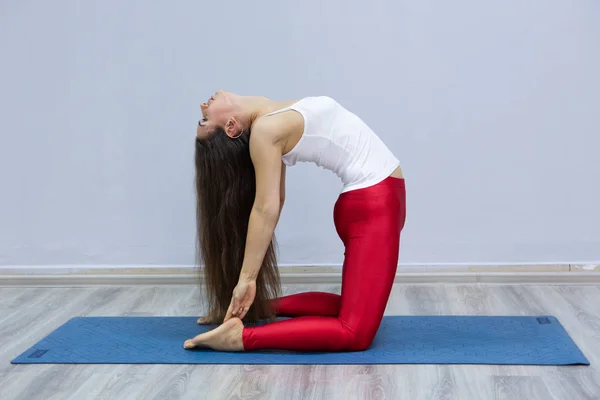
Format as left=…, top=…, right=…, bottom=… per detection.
left=223, top=278, right=256, bottom=322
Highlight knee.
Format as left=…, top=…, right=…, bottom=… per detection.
left=345, top=329, right=376, bottom=351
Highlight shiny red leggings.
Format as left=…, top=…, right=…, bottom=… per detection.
left=243, top=176, right=406, bottom=351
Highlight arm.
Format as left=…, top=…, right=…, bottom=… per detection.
left=239, top=123, right=285, bottom=282
left=279, top=162, right=286, bottom=215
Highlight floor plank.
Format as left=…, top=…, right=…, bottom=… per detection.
left=1, top=284, right=599, bottom=400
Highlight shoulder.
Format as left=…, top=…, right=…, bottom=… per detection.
left=248, top=116, right=286, bottom=163
left=252, top=115, right=282, bottom=138
left=249, top=114, right=291, bottom=150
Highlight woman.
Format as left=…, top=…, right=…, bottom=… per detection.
left=185, top=90, right=406, bottom=352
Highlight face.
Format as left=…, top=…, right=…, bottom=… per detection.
left=197, top=90, right=240, bottom=139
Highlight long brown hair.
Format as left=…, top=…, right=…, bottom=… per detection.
left=194, top=127, right=281, bottom=323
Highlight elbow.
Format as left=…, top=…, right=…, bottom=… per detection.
left=253, top=201, right=281, bottom=221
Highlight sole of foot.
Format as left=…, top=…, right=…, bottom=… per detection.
left=184, top=317, right=244, bottom=351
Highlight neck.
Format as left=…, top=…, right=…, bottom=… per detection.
left=236, top=95, right=274, bottom=128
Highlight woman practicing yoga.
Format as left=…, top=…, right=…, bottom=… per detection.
left=185, top=90, right=406, bottom=352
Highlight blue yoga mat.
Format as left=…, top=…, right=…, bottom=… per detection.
left=11, top=316, right=589, bottom=365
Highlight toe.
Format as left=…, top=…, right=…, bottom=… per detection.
left=183, top=339, right=195, bottom=349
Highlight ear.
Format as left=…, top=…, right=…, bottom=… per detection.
left=224, top=117, right=243, bottom=138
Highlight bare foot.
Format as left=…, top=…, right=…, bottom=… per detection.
left=197, top=317, right=214, bottom=325
left=184, top=318, right=244, bottom=351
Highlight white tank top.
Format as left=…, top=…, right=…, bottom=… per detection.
left=264, top=96, right=400, bottom=193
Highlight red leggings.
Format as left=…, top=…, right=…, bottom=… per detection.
left=242, top=176, right=406, bottom=351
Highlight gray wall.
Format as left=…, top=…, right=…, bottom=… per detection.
left=1, top=0, right=599, bottom=267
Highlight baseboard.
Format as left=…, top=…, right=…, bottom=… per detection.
left=1, top=263, right=599, bottom=286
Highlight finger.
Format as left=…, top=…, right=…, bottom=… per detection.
left=223, top=301, right=234, bottom=323
left=238, top=306, right=249, bottom=320
left=197, top=317, right=209, bottom=324
left=224, top=308, right=232, bottom=323
left=231, top=297, right=240, bottom=316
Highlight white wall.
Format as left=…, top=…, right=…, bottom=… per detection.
left=1, top=0, right=599, bottom=267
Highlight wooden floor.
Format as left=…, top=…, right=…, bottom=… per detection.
left=1, top=284, right=599, bottom=400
